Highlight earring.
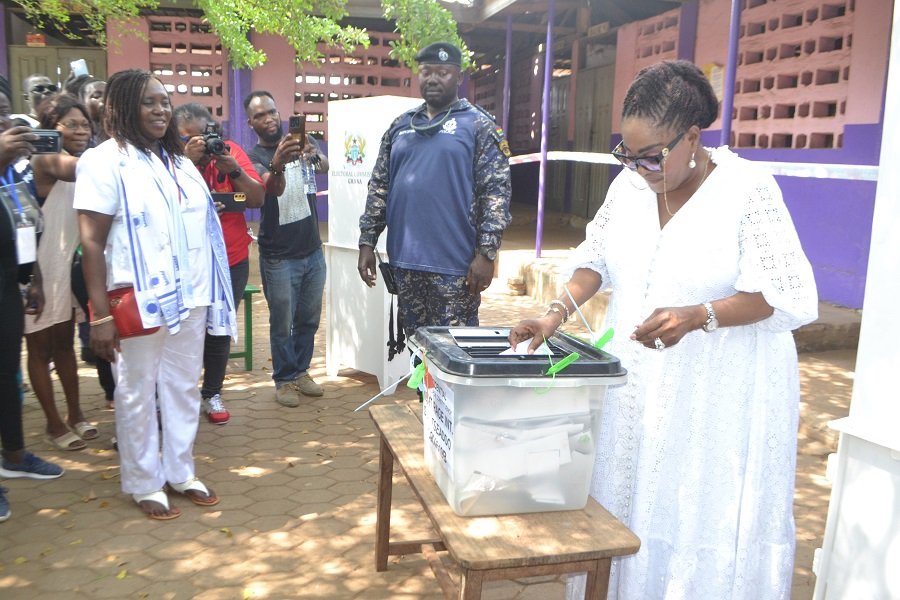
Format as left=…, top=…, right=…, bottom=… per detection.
left=688, top=152, right=696, bottom=169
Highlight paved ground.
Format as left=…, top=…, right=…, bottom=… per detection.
left=0, top=217, right=855, bottom=599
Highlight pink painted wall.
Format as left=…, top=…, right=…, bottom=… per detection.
left=247, top=33, right=297, bottom=117
left=106, top=18, right=150, bottom=73
left=845, top=0, right=891, bottom=124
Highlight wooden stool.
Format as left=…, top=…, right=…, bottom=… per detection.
left=228, top=284, right=261, bottom=370
left=369, top=403, right=640, bottom=600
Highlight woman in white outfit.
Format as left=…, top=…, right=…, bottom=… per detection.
left=26, top=94, right=93, bottom=450
left=75, top=70, right=236, bottom=520
left=509, top=60, right=818, bottom=599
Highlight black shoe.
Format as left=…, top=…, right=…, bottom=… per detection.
left=81, top=347, right=97, bottom=365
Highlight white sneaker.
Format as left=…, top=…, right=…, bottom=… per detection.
left=202, top=394, right=230, bottom=425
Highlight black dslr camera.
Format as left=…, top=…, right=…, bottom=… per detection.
left=202, top=123, right=228, bottom=155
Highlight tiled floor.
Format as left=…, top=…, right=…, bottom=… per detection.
left=0, top=217, right=853, bottom=599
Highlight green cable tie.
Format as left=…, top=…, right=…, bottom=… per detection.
left=593, top=327, right=614, bottom=349
left=546, top=351, right=580, bottom=376
left=407, top=362, right=426, bottom=389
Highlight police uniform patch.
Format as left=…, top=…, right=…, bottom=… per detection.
left=495, top=127, right=511, bottom=157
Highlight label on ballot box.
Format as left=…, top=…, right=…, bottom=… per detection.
left=423, top=372, right=455, bottom=480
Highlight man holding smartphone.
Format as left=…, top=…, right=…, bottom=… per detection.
left=243, top=91, right=329, bottom=408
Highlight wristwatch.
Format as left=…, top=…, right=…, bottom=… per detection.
left=701, top=301, right=719, bottom=332
left=477, top=246, right=497, bottom=261
left=228, top=167, right=242, bottom=180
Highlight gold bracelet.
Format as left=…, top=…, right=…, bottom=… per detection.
left=90, top=315, right=115, bottom=327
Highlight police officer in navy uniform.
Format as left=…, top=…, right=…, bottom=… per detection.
left=358, top=42, right=512, bottom=340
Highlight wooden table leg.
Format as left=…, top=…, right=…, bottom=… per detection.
left=458, top=568, right=484, bottom=600
left=375, top=435, right=394, bottom=572
left=584, top=557, right=611, bottom=600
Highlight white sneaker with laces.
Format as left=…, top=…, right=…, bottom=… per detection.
left=202, top=394, right=230, bottom=425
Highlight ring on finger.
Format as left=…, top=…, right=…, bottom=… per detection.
left=654, top=337, right=666, bottom=350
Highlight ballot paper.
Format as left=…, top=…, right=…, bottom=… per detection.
left=499, top=337, right=552, bottom=356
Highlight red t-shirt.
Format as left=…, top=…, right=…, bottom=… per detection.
left=200, top=141, right=262, bottom=266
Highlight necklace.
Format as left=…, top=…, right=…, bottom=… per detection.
left=662, top=150, right=711, bottom=217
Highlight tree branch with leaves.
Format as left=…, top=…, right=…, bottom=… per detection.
left=381, top=0, right=471, bottom=70
left=196, top=0, right=370, bottom=68
left=11, top=0, right=467, bottom=71
left=14, top=0, right=155, bottom=46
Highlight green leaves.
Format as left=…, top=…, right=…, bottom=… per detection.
left=13, top=0, right=467, bottom=70
left=381, top=0, right=471, bottom=70
left=15, top=0, right=155, bottom=46
left=195, top=0, right=370, bottom=69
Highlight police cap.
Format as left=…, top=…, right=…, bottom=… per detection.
left=415, top=42, right=462, bottom=68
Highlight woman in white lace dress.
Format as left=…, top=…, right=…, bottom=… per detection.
left=510, top=60, right=818, bottom=599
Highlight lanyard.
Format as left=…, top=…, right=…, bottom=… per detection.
left=158, top=145, right=184, bottom=205
left=0, top=166, right=24, bottom=213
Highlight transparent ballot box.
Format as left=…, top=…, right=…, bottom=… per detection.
left=409, top=327, right=626, bottom=517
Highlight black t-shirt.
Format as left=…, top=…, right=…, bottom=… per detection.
left=247, top=144, right=322, bottom=260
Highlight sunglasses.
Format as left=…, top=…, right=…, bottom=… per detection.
left=612, top=131, right=686, bottom=172
left=30, top=84, right=58, bottom=94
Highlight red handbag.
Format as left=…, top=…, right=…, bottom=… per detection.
left=90, top=287, right=160, bottom=338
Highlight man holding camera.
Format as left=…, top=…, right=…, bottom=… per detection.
left=173, top=103, right=264, bottom=425
left=243, top=90, right=328, bottom=408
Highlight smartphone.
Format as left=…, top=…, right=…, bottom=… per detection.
left=212, top=192, right=247, bottom=212
left=288, top=114, right=306, bottom=143
left=31, top=130, right=61, bottom=154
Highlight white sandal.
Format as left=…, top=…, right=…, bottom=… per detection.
left=132, top=490, right=180, bottom=520
left=168, top=477, right=220, bottom=506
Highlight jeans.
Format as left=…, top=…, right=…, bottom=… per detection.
left=259, top=249, right=326, bottom=386
left=201, top=259, right=249, bottom=399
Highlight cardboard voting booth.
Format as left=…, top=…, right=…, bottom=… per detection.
left=325, top=96, right=422, bottom=390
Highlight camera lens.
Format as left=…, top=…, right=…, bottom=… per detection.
left=205, top=137, right=227, bottom=155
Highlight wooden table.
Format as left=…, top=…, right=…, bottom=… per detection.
left=369, top=403, right=640, bottom=600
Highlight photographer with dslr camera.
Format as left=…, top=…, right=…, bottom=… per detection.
left=173, top=103, right=263, bottom=425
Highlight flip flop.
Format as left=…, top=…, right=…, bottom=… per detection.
left=133, top=490, right=181, bottom=521
left=72, top=421, right=99, bottom=440
left=168, top=477, right=220, bottom=507
left=47, top=431, right=86, bottom=451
